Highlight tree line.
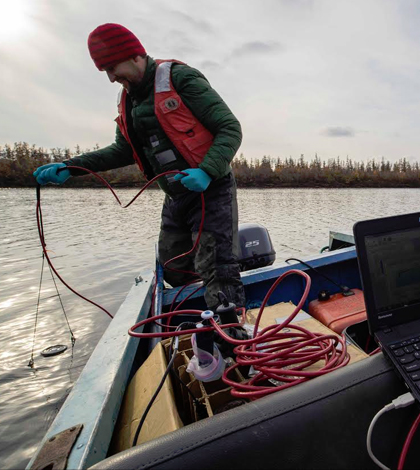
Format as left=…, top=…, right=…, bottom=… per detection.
left=1, top=142, right=420, bottom=188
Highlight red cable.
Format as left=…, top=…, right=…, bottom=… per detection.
left=165, top=282, right=204, bottom=330
left=170, top=280, right=202, bottom=312
left=37, top=167, right=350, bottom=399
left=398, top=412, right=420, bottom=470
left=128, top=269, right=350, bottom=399
left=365, top=334, right=371, bottom=352
left=213, top=269, right=349, bottom=399
left=36, top=195, right=114, bottom=319
left=129, top=309, right=245, bottom=338
left=36, top=168, right=205, bottom=320
left=65, top=166, right=205, bottom=278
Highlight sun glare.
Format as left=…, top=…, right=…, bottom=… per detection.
left=0, top=0, right=31, bottom=39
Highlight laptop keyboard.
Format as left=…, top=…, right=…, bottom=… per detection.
left=390, top=338, right=420, bottom=380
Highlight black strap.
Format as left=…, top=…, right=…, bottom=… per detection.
left=124, top=94, right=155, bottom=180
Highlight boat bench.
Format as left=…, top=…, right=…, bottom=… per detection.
left=90, top=354, right=420, bottom=470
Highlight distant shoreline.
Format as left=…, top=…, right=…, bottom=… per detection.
left=2, top=142, right=420, bottom=189
left=2, top=182, right=420, bottom=189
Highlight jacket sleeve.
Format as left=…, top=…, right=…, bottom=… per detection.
left=171, top=65, right=242, bottom=180
left=64, top=125, right=136, bottom=176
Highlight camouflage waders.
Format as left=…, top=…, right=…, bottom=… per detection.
left=158, top=171, right=245, bottom=311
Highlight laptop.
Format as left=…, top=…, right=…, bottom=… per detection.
left=354, top=212, right=420, bottom=401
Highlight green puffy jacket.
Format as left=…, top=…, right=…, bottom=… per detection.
left=65, top=57, right=242, bottom=195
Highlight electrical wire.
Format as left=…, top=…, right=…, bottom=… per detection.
left=36, top=186, right=114, bottom=319
left=129, top=269, right=350, bottom=400
left=132, top=335, right=179, bottom=447
left=29, top=254, right=45, bottom=369
left=213, top=269, right=349, bottom=399
left=37, top=168, right=349, bottom=403
left=166, top=282, right=205, bottom=331
left=367, top=403, right=394, bottom=470
left=398, top=412, right=420, bottom=470
left=167, top=322, right=202, bottom=409
left=285, top=257, right=353, bottom=295
left=369, top=347, right=381, bottom=356
left=365, top=334, right=371, bottom=353
left=35, top=168, right=205, bottom=320
left=46, top=260, right=76, bottom=345
left=170, top=280, right=204, bottom=312
left=129, top=309, right=244, bottom=339
left=36, top=167, right=420, bottom=465
left=132, top=322, right=209, bottom=447
left=37, top=167, right=207, bottom=440
left=366, top=392, right=415, bottom=470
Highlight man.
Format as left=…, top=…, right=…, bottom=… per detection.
left=34, top=23, right=245, bottom=312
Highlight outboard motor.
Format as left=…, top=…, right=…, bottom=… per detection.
left=237, top=223, right=276, bottom=271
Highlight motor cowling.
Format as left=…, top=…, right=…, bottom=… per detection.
left=237, top=223, right=276, bottom=271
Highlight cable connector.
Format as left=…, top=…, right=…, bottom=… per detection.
left=392, top=392, right=415, bottom=409
left=367, top=392, right=416, bottom=470
left=341, top=285, right=355, bottom=296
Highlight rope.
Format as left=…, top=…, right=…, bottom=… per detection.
left=46, top=262, right=76, bottom=345
left=28, top=254, right=45, bottom=369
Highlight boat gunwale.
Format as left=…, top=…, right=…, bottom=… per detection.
left=163, top=246, right=357, bottom=306
left=26, top=269, right=155, bottom=470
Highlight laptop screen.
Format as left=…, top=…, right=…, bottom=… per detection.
left=365, top=227, right=420, bottom=317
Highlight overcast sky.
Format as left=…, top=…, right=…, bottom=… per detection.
left=1, top=0, right=420, bottom=163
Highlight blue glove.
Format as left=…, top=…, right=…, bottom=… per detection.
left=33, top=163, right=71, bottom=185
left=174, top=168, right=211, bottom=192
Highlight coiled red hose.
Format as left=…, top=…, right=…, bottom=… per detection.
left=129, top=269, right=350, bottom=399
left=216, top=269, right=350, bottom=398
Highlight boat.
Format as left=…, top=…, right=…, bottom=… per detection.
left=26, top=229, right=418, bottom=470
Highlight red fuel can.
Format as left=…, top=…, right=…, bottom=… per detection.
left=308, top=288, right=366, bottom=334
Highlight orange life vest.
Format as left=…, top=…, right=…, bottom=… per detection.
left=115, top=59, right=214, bottom=176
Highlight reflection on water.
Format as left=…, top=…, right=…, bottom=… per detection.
left=1, top=186, right=420, bottom=467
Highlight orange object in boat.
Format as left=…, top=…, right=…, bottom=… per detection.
left=308, top=288, right=366, bottom=334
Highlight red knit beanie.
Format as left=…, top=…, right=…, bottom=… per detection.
left=88, top=23, right=146, bottom=71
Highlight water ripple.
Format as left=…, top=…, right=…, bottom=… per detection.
left=1, top=186, right=420, bottom=466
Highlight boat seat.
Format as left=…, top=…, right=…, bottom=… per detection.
left=90, top=354, right=420, bottom=470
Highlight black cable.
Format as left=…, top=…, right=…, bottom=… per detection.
left=169, top=368, right=207, bottom=421
left=132, top=321, right=206, bottom=445
left=168, top=322, right=208, bottom=421
left=132, top=336, right=179, bottom=447
left=170, top=368, right=198, bottom=402
left=285, top=257, right=353, bottom=295
left=29, top=254, right=45, bottom=369
left=168, top=322, right=197, bottom=356
left=168, top=322, right=201, bottom=404
left=47, top=262, right=76, bottom=345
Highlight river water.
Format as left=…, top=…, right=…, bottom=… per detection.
left=1, top=186, right=420, bottom=468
